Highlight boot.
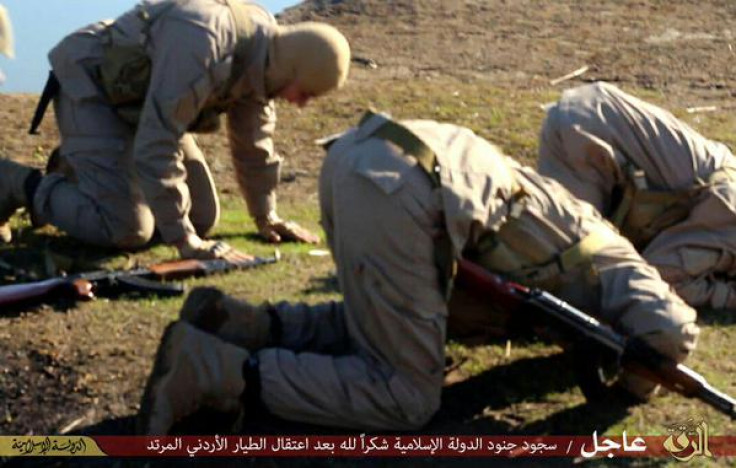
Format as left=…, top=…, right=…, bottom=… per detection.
left=137, top=321, right=251, bottom=435
left=0, top=158, right=35, bottom=242
left=179, top=287, right=273, bottom=349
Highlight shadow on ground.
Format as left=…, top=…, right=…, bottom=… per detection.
left=2, top=354, right=636, bottom=468
left=303, top=274, right=339, bottom=296
left=696, top=307, right=736, bottom=327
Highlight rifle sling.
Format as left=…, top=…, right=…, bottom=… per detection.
left=360, top=111, right=452, bottom=296
left=609, top=161, right=722, bottom=250
left=360, top=110, right=441, bottom=187
left=28, top=71, right=60, bottom=135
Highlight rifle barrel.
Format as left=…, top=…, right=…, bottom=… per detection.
left=0, top=278, right=74, bottom=307
left=697, top=379, right=736, bottom=419
left=528, top=289, right=627, bottom=354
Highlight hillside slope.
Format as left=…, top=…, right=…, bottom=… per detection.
left=281, top=0, right=735, bottom=102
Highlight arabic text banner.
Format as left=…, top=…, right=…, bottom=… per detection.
left=1, top=435, right=734, bottom=459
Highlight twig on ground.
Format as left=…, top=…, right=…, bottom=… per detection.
left=549, top=66, right=589, bottom=86
left=58, top=416, right=87, bottom=434
left=686, top=106, right=718, bottom=114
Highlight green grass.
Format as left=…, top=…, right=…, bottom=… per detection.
left=1, top=79, right=735, bottom=465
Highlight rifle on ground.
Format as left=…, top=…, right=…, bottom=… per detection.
left=0, top=252, right=280, bottom=310
left=455, top=258, right=736, bottom=420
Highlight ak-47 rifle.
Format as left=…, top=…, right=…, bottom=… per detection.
left=0, top=252, right=280, bottom=310
left=455, top=258, right=736, bottom=420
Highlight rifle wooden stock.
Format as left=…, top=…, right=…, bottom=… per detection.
left=455, top=259, right=526, bottom=312
left=148, top=259, right=211, bottom=280
left=455, top=258, right=736, bottom=419
left=147, top=253, right=275, bottom=280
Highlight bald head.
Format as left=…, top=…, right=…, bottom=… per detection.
left=266, top=22, right=350, bottom=100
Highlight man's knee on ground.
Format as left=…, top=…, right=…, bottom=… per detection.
left=192, top=215, right=219, bottom=239
left=402, top=399, right=440, bottom=430
left=182, top=141, right=220, bottom=238
left=111, top=217, right=155, bottom=249
left=391, top=381, right=442, bottom=431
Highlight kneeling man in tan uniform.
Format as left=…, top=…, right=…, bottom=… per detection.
left=137, top=112, right=699, bottom=434
left=539, top=82, right=736, bottom=310
left=0, top=0, right=350, bottom=259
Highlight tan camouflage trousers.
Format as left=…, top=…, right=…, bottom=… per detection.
left=33, top=89, right=219, bottom=248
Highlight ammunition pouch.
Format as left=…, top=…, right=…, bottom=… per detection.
left=609, top=164, right=715, bottom=250
left=98, top=43, right=152, bottom=109
left=97, top=0, right=256, bottom=130
left=472, top=207, right=617, bottom=291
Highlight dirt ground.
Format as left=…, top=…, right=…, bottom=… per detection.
left=282, top=0, right=736, bottom=101
left=1, top=0, right=735, bottom=464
